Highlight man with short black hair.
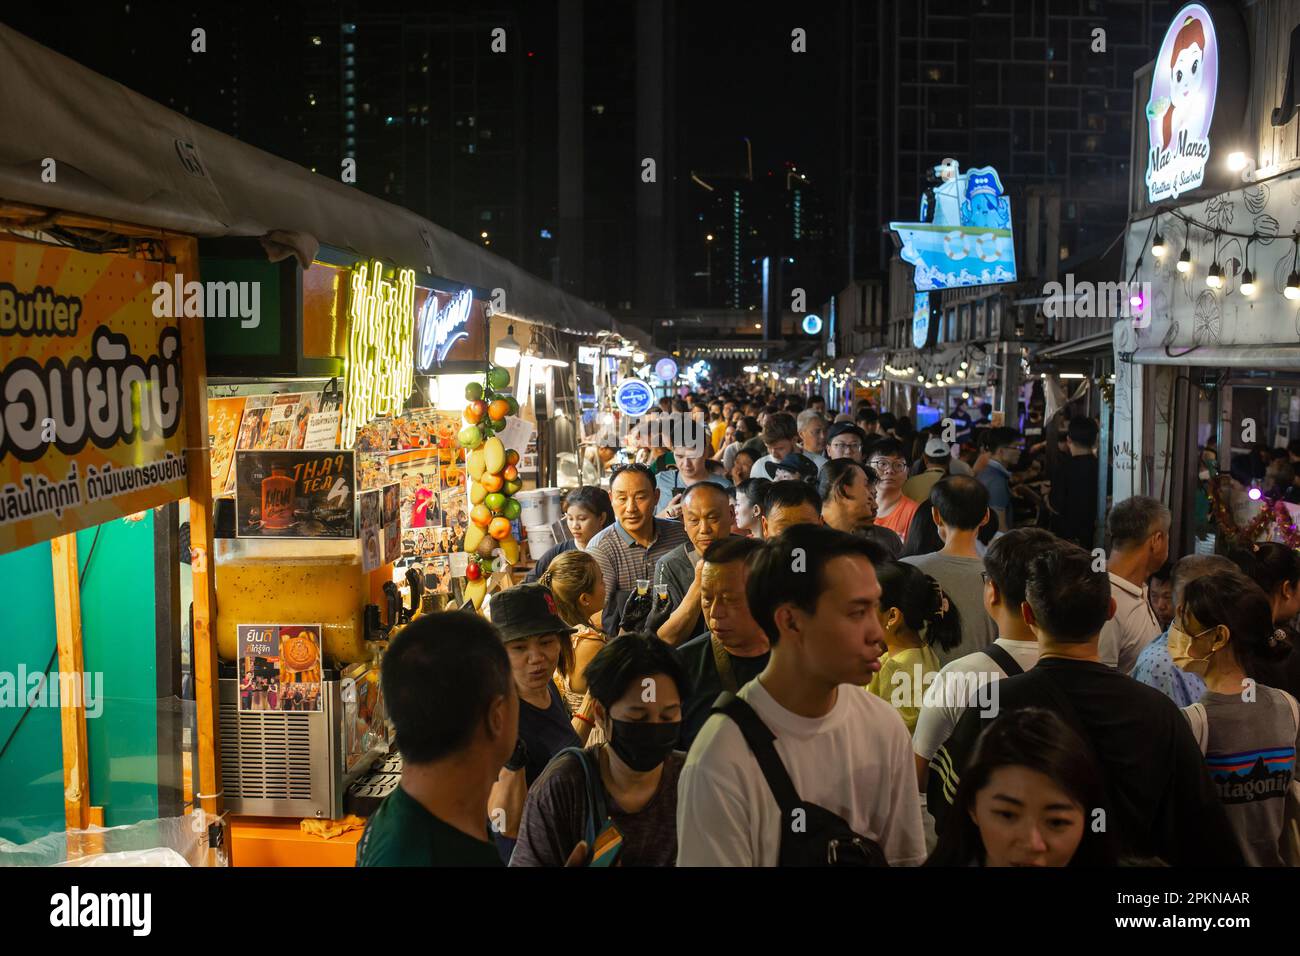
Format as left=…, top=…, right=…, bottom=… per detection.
left=914, top=527, right=1054, bottom=787
left=1099, top=495, right=1169, bottom=673
left=760, top=480, right=823, bottom=537
left=1048, top=415, right=1101, bottom=547
left=677, top=525, right=926, bottom=866
left=589, top=464, right=689, bottom=636
left=926, top=543, right=1243, bottom=866
left=358, top=611, right=516, bottom=866
left=976, top=427, right=1022, bottom=531
left=902, top=476, right=996, bottom=664
left=675, top=536, right=771, bottom=750
left=654, top=481, right=736, bottom=646
left=869, top=437, right=920, bottom=540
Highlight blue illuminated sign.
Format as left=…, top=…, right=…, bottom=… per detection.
left=615, top=379, right=655, bottom=416
left=889, top=163, right=1017, bottom=292
left=802, top=314, right=823, bottom=335
left=912, top=293, right=931, bottom=349
left=654, top=358, right=678, bottom=382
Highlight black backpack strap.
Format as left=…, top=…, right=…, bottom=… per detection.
left=981, top=642, right=1023, bottom=677
left=711, top=691, right=802, bottom=815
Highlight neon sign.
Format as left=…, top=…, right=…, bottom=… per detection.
left=343, top=260, right=415, bottom=447
left=416, top=288, right=473, bottom=371
left=1146, top=4, right=1219, bottom=202
left=912, top=293, right=931, bottom=349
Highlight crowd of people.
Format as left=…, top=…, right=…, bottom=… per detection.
left=356, top=382, right=1300, bottom=868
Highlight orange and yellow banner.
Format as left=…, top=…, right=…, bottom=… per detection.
left=0, top=240, right=189, bottom=555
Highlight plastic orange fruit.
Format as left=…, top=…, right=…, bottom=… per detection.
left=464, top=403, right=484, bottom=424
left=488, top=399, right=509, bottom=421
left=505, top=449, right=520, bottom=466
left=488, top=517, right=512, bottom=540
left=481, top=473, right=504, bottom=493
left=503, top=464, right=518, bottom=482
left=471, top=504, right=492, bottom=528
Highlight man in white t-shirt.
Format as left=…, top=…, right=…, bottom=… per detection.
left=913, top=527, right=1058, bottom=788
left=676, top=524, right=926, bottom=866
left=1097, top=496, right=1169, bottom=673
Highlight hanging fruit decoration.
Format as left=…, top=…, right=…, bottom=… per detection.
left=458, top=364, right=523, bottom=608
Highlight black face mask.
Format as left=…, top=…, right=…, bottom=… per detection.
left=609, top=719, right=681, bottom=772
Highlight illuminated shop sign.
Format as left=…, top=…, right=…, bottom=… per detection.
left=912, top=292, right=932, bottom=349
left=342, top=260, right=415, bottom=447
left=416, top=287, right=472, bottom=371
left=1146, top=5, right=1218, bottom=202
left=889, top=161, right=1017, bottom=292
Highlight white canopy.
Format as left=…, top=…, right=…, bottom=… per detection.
left=0, top=24, right=650, bottom=346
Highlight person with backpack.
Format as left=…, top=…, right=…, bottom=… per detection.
left=1173, top=570, right=1300, bottom=866
left=675, top=524, right=926, bottom=866
left=510, top=633, right=690, bottom=867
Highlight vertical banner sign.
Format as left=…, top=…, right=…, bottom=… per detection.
left=0, top=241, right=188, bottom=555
left=343, top=260, right=415, bottom=448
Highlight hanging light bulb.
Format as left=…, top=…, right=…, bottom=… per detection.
left=945, top=375, right=955, bottom=384
left=1286, top=272, right=1300, bottom=301
left=961, top=391, right=970, bottom=400
left=960, top=360, right=969, bottom=370
left=1151, top=233, right=1166, bottom=258
left=917, top=374, right=925, bottom=383
left=1206, top=261, right=1223, bottom=289
left=956, top=368, right=966, bottom=379
left=1176, top=247, right=1191, bottom=273
left=1240, top=268, right=1256, bottom=296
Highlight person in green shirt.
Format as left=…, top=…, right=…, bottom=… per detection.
left=357, top=611, right=518, bottom=867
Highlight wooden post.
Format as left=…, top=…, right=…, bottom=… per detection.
left=170, top=235, right=223, bottom=819
left=50, top=533, right=90, bottom=853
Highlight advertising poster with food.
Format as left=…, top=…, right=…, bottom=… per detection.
left=207, top=396, right=247, bottom=495
left=234, top=449, right=357, bottom=538
left=0, top=241, right=189, bottom=556
left=236, top=624, right=323, bottom=713
left=359, top=488, right=383, bottom=572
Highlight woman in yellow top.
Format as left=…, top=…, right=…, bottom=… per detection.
left=867, top=561, right=963, bottom=734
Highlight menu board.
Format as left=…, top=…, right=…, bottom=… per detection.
left=234, top=449, right=357, bottom=538
left=236, top=624, right=324, bottom=713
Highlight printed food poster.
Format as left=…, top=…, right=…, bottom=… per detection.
left=0, top=240, right=190, bottom=556
left=359, top=489, right=383, bottom=572
left=382, top=483, right=401, bottom=563
left=207, top=396, right=247, bottom=495
left=234, top=449, right=357, bottom=538
left=237, top=624, right=323, bottom=713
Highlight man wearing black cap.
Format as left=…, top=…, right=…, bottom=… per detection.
left=483, top=584, right=584, bottom=861
left=825, top=422, right=867, bottom=463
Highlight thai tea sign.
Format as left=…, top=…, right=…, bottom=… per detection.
left=0, top=241, right=188, bottom=556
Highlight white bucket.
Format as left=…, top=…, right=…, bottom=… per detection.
left=516, top=490, right=547, bottom=526
left=526, top=525, right=555, bottom=560
left=539, top=487, right=564, bottom=524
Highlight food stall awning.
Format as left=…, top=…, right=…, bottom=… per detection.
left=1131, top=344, right=1300, bottom=368
left=851, top=350, right=886, bottom=379
left=1035, top=331, right=1114, bottom=360
left=0, top=24, right=615, bottom=339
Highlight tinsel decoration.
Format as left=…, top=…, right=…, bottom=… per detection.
left=1206, top=475, right=1300, bottom=549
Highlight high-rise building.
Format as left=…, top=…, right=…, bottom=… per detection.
left=839, top=0, right=1177, bottom=280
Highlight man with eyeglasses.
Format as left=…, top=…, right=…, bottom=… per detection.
left=825, top=422, right=867, bottom=463
left=868, top=438, right=920, bottom=540
left=975, top=427, right=1023, bottom=531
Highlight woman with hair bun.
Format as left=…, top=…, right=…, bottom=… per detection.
left=1173, top=569, right=1300, bottom=865
left=867, top=561, right=963, bottom=733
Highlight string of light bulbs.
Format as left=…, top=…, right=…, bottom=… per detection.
left=1146, top=206, right=1300, bottom=299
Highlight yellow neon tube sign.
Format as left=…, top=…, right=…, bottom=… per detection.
left=342, top=260, right=415, bottom=447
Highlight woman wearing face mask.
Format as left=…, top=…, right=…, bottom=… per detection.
left=928, top=707, right=1116, bottom=866
left=1172, top=570, right=1300, bottom=866
left=526, top=486, right=615, bottom=583
left=541, top=550, right=609, bottom=745
left=510, top=633, right=691, bottom=867
left=867, top=562, right=963, bottom=733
